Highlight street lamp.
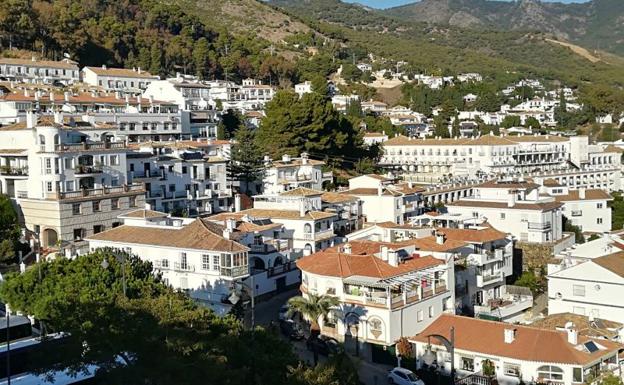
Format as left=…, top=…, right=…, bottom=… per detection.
left=101, top=248, right=128, bottom=298
left=423, top=326, right=455, bottom=380
left=228, top=275, right=255, bottom=329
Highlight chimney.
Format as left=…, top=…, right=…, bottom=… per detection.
left=50, top=92, right=55, bottom=102
left=435, top=231, right=446, bottom=245
left=31, top=56, right=36, bottom=62
left=225, top=218, right=237, bottom=231
left=102, top=64, right=107, bottom=70
left=138, top=67, right=142, bottom=74
left=567, top=328, right=578, bottom=345
left=343, top=243, right=352, bottom=254
left=26, top=111, right=37, bottom=129
left=508, top=193, right=516, bottom=208
left=223, top=228, right=231, bottom=240
left=234, top=194, right=242, bottom=212
left=377, top=185, right=383, bottom=196
left=504, top=328, right=516, bottom=344
left=64, top=91, right=70, bottom=102
left=380, top=246, right=389, bottom=261
left=24, top=89, right=29, bottom=97
left=388, top=249, right=399, bottom=267
left=148, top=95, right=154, bottom=104
left=579, top=188, right=586, bottom=200
left=115, top=91, right=121, bottom=99
left=299, top=201, right=306, bottom=217
left=53, top=111, right=63, bottom=125
left=301, top=152, right=309, bottom=165
left=282, top=154, right=291, bottom=163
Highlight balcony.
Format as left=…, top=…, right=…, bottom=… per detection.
left=49, top=183, right=145, bottom=201
left=301, top=228, right=335, bottom=241
left=474, top=289, right=533, bottom=321
left=54, top=141, right=126, bottom=152
left=0, top=166, right=28, bottom=177
left=477, top=271, right=504, bottom=287
left=173, top=262, right=195, bottom=272
left=528, top=222, right=551, bottom=231
left=468, top=249, right=504, bottom=266
left=74, top=165, right=103, bottom=175
left=131, top=170, right=160, bottom=180
left=219, top=265, right=249, bottom=278
left=249, top=239, right=291, bottom=254
left=571, top=210, right=582, bottom=217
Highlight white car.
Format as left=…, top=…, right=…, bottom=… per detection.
left=388, top=367, right=425, bottom=385
left=278, top=304, right=290, bottom=321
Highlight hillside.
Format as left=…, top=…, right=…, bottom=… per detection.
left=271, top=0, right=624, bottom=88
left=384, top=0, right=624, bottom=56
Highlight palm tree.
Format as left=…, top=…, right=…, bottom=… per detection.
left=287, top=293, right=339, bottom=335
left=288, top=293, right=339, bottom=366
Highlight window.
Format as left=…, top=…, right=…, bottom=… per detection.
left=111, top=198, right=119, bottom=210
left=573, top=306, right=586, bottom=315
left=428, top=306, right=434, bottom=318
left=417, top=310, right=424, bottom=322
left=112, top=222, right=121, bottom=228
left=92, top=201, right=101, bottom=212
left=110, top=155, right=119, bottom=166
left=537, top=365, right=564, bottom=381
left=46, top=182, right=53, bottom=192
left=180, top=253, right=188, bottom=270
left=573, top=285, right=586, bottom=297
left=573, top=367, right=583, bottom=383
left=111, top=178, right=119, bottom=187
left=129, top=196, right=137, bottom=207
left=72, top=203, right=81, bottom=215
left=182, top=166, right=188, bottom=174
left=202, top=254, right=210, bottom=270
left=93, top=225, right=104, bottom=234
left=597, top=203, right=603, bottom=209
left=597, top=218, right=603, bottom=224
left=500, top=213, right=505, bottom=219
left=503, top=363, right=521, bottom=377
left=212, top=255, right=219, bottom=270
left=461, top=357, right=474, bottom=372
left=73, top=228, right=85, bottom=240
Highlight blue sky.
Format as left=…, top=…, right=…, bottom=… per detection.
left=344, top=0, right=589, bottom=9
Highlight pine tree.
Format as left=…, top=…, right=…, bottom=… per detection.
left=149, top=42, right=163, bottom=76
left=228, top=125, right=265, bottom=194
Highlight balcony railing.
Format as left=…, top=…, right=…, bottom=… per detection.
left=219, top=265, right=248, bottom=278
left=528, top=222, right=551, bottom=231
left=173, top=262, right=195, bottom=272
left=54, top=141, right=126, bottom=152
left=74, top=165, right=103, bottom=175
left=301, top=228, right=335, bottom=241
left=477, top=271, right=503, bottom=287
left=50, top=183, right=145, bottom=201
left=0, top=166, right=27, bottom=176
left=571, top=210, right=582, bottom=217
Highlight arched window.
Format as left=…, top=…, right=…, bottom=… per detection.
left=368, top=317, right=384, bottom=340
left=537, top=365, right=564, bottom=381
left=304, top=223, right=312, bottom=233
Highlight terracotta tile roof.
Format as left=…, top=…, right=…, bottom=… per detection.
left=392, top=182, right=426, bottom=194
left=0, top=148, right=27, bottom=154
left=279, top=187, right=324, bottom=197
left=209, top=208, right=336, bottom=221
left=321, top=192, right=358, bottom=204
left=236, top=221, right=281, bottom=233
left=478, top=180, right=539, bottom=190
left=296, top=248, right=443, bottom=279
left=508, top=135, right=569, bottom=143
left=364, top=174, right=391, bottom=181
left=543, top=178, right=563, bottom=187
left=410, top=314, right=622, bottom=366
left=270, top=159, right=324, bottom=168
left=87, top=218, right=248, bottom=252
left=84, top=66, right=157, bottom=79
left=552, top=189, right=612, bottom=202
left=593, top=251, right=624, bottom=278
left=0, top=57, right=78, bottom=69
left=531, top=313, right=622, bottom=341
left=402, top=236, right=468, bottom=252
left=346, top=188, right=402, bottom=197
left=120, top=209, right=168, bottom=219
left=447, top=199, right=563, bottom=212
left=2, top=92, right=171, bottom=105
left=433, top=226, right=508, bottom=244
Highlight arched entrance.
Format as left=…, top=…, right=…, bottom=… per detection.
left=252, top=257, right=265, bottom=270
left=42, top=228, right=58, bottom=247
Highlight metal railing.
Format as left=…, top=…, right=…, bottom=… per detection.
left=173, top=262, right=195, bottom=272
left=219, top=265, right=248, bottom=278
left=528, top=222, right=551, bottom=230
left=51, top=183, right=144, bottom=200
left=54, top=141, right=126, bottom=152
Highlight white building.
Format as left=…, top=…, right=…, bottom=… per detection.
left=297, top=239, right=455, bottom=348
left=446, top=180, right=563, bottom=243
left=82, top=66, right=159, bottom=92
left=294, top=81, right=313, bottom=97
left=410, top=314, right=621, bottom=385
left=0, top=57, right=79, bottom=85
left=143, top=77, right=212, bottom=111
left=548, top=251, right=624, bottom=324
left=362, top=132, right=388, bottom=147
left=262, top=153, right=332, bottom=195
left=0, top=113, right=145, bottom=248
left=87, top=212, right=249, bottom=314
left=539, top=181, right=612, bottom=233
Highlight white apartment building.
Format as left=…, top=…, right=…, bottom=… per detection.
left=362, top=132, right=388, bottom=147
left=321, top=191, right=363, bottom=235
left=446, top=180, right=563, bottom=243
left=548, top=251, right=624, bottom=324
left=345, top=174, right=425, bottom=224
left=82, top=66, right=159, bottom=91
left=297, top=240, right=455, bottom=348
left=410, top=314, right=621, bottom=385
left=294, top=81, right=313, bottom=97
left=380, top=134, right=622, bottom=192
left=143, top=77, right=216, bottom=112
left=539, top=181, right=612, bottom=233
left=86, top=212, right=249, bottom=314
left=262, top=153, right=332, bottom=195
left=0, top=58, right=79, bottom=85
left=0, top=113, right=145, bottom=248
left=209, top=203, right=337, bottom=254
left=126, top=141, right=231, bottom=215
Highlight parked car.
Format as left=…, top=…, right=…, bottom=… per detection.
left=388, top=368, right=425, bottom=385
left=305, top=335, right=340, bottom=356
left=279, top=319, right=304, bottom=340
left=278, top=304, right=290, bottom=321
